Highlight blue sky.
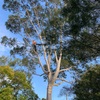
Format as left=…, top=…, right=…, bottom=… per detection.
left=0, top=1, right=74, bottom=100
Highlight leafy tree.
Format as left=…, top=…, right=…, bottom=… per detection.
left=1, top=1, right=70, bottom=100
left=0, top=66, right=14, bottom=100
left=0, top=66, right=39, bottom=100
left=0, top=56, right=22, bottom=68
left=1, top=0, right=100, bottom=100
left=59, top=85, right=72, bottom=98
left=62, top=0, right=100, bottom=62
left=72, top=65, right=100, bottom=100
left=0, top=55, right=36, bottom=77
left=42, top=98, right=46, bottom=100
left=0, top=87, right=14, bottom=100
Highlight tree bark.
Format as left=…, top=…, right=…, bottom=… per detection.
left=47, top=84, right=53, bottom=100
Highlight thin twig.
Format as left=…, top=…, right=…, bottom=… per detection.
left=33, top=73, right=45, bottom=77
left=54, top=81, right=64, bottom=86
left=56, top=78, right=73, bottom=84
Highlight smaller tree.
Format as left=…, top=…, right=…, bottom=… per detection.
left=0, top=66, right=38, bottom=100
left=0, top=86, right=14, bottom=100
left=73, top=65, right=100, bottom=100
left=59, top=85, right=72, bottom=98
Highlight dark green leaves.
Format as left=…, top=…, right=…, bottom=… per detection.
left=73, top=65, right=100, bottom=100
left=1, top=36, right=17, bottom=47
left=6, top=15, right=21, bottom=33
left=63, top=0, right=99, bottom=36
left=62, top=0, right=100, bottom=62
left=3, top=0, right=21, bottom=12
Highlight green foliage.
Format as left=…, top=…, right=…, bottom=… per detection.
left=62, top=0, right=100, bottom=62
left=0, top=66, right=38, bottom=100
left=0, top=87, right=14, bottom=100
left=73, top=65, right=100, bottom=100
left=59, top=85, right=72, bottom=97
left=63, top=0, right=99, bottom=34
left=0, top=0, right=99, bottom=83
left=0, top=66, right=14, bottom=80
left=6, top=15, right=21, bottom=33
left=17, top=95, right=27, bottom=100
left=1, top=0, right=69, bottom=78
left=12, top=71, right=30, bottom=90
left=0, top=56, right=21, bottom=67
left=0, top=56, right=36, bottom=76
left=42, top=98, right=46, bottom=100
left=1, top=0, right=99, bottom=68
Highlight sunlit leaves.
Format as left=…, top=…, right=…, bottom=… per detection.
left=13, top=71, right=30, bottom=89
left=0, top=66, right=37, bottom=100
left=0, top=87, right=14, bottom=100
left=0, top=66, right=14, bottom=80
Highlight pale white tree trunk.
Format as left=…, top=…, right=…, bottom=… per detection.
left=24, top=5, right=71, bottom=100
left=47, top=83, right=53, bottom=100
left=46, top=54, right=62, bottom=100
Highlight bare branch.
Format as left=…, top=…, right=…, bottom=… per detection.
left=47, top=53, right=51, bottom=72
left=38, top=56, right=48, bottom=73
left=30, top=52, right=48, bottom=73
left=25, top=8, right=50, bottom=73
left=59, top=66, right=72, bottom=73
left=54, top=81, right=64, bottom=86
left=39, top=35, right=51, bottom=72
left=52, top=53, right=62, bottom=84
left=56, top=78, right=73, bottom=84
left=54, top=50, right=58, bottom=63
left=19, top=36, right=47, bottom=74
left=33, top=73, right=45, bottom=77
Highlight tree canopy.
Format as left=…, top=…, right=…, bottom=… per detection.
left=62, top=0, right=100, bottom=62
left=0, top=66, right=39, bottom=100
left=73, top=65, right=100, bottom=100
